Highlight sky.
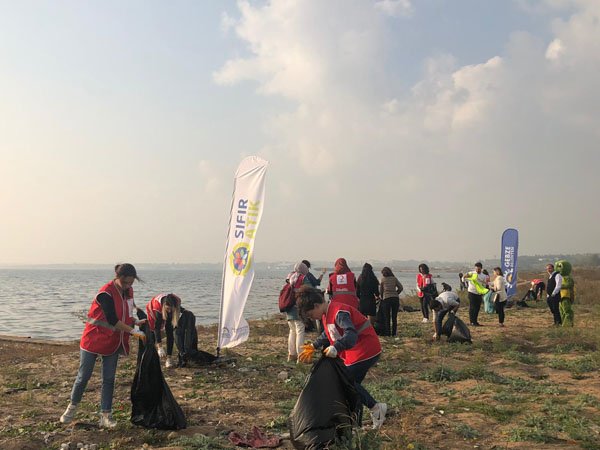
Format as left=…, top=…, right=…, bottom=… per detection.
left=1, top=0, right=599, bottom=265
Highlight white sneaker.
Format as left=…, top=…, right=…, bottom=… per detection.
left=98, top=412, right=117, bottom=429
left=422, top=318, right=429, bottom=323
left=370, top=402, right=387, bottom=429
left=165, top=356, right=175, bottom=368
left=59, top=403, right=77, bottom=424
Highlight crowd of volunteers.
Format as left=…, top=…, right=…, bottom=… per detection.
left=59, top=258, right=574, bottom=432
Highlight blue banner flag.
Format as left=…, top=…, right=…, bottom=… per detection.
left=501, top=228, right=519, bottom=298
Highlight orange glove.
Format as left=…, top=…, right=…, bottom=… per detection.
left=298, top=343, right=315, bottom=363
left=130, top=330, right=147, bottom=344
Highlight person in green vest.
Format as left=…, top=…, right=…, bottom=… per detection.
left=555, top=260, right=575, bottom=327
left=462, top=263, right=489, bottom=327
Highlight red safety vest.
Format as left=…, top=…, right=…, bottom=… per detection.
left=323, top=301, right=381, bottom=366
left=417, top=273, right=432, bottom=298
left=80, top=281, right=135, bottom=356
left=329, top=272, right=359, bottom=309
left=146, top=294, right=168, bottom=331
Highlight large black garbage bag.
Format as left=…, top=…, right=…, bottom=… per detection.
left=441, top=314, right=472, bottom=344
left=176, top=309, right=217, bottom=367
left=130, top=330, right=187, bottom=430
left=374, top=304, right=387, bottom=336
left=289, top=357, right=360, bottom=450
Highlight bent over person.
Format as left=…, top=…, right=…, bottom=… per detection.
left=146, top=293, right=182, bottom=368
left=296, top=286, right=387, bottom=429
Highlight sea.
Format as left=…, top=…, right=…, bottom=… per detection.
left=0, top=267, right=460, bottom=340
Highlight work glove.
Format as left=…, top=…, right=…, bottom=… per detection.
left=156, top=344, right=166, bottom=358
left=298, top=343, right=315, bottom=364
left=130, top=330, right=146, bottom=344
left=323, top=345, right=338, bottom=358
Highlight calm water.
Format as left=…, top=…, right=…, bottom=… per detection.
left=0, top=268, right=460, bottom=340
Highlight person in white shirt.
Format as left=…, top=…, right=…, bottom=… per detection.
left=545, top=263, right=563, bottom=326
left=430, top=283, right=460, bottom=341
left=490, top=267, right=508, bottom=327
left=462, top=262, right=487, bottom=326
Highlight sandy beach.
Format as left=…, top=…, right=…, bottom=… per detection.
left=1, top=269, right=599, bottom=450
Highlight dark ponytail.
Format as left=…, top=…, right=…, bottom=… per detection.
left=114, top=263, right=140, bottom=281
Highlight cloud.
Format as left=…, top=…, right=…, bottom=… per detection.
left=215, top=0, right=600, bottom=260
left=375, top=0, right=414, bottom=18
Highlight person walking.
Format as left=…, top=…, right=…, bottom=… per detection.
left=146, top=293, right=182, bottom=368
left=546, top=263, right=563, bottom=326
left=462, top=262, right=489, bottom=327
left=490, top=267, right=508, bottom=327
left=356, top=263, right=380, bottom=325
left=285, top=262, right=311, bottom=362
left=327, top=258, right=359, bottom=309
left=60, top=264, right=146, bottom=428
left=296, top=286, right=387, bottom=429
left=416, top=264, right=434, bottom=323
left=379, top=267, right=403, bottom=336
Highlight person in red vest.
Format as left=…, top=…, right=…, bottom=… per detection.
left=416, top=263, right=433, bottom=323
left=146, top=293, right=182, bottom=368
left=60, top=264, right=146, bottom=428
left=326, top=258, right=359, bottom=309
left=297, top=286, right=387, bottom=430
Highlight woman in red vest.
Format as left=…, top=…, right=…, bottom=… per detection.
left=297, top=286, right=387, bottom=429
left=146, top=293, right=181, bottom=368
left=60, top=264, right=146, bottom=428
left=327, top=258, right=359, bottom=309
left=416, top=263, right=433, bottom=323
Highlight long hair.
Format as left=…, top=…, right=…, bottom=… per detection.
left=163, top=294, right=181, bottom=328
left=381, top=266, right=394, bottom=277
left=358, top=263, right=379, bottom=286
left=418, top=263, right=430, bottom=275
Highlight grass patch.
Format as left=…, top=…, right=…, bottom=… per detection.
left=448, top=399, right=519, bottom=423
left=454, top=423, right=480, bottom=440
left=172, top=434, right=228, bottom=449
left=546, top=353, right=600, bottom=377
left=505, top=349, right=540, bottom=365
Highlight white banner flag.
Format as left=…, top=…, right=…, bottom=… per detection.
left=218, top=156, right=269, bottom=349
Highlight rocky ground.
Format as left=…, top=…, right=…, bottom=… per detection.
left=1, top=269, right=599, bottom=450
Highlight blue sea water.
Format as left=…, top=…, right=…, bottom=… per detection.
left=0, top=267, right=460, bottom=340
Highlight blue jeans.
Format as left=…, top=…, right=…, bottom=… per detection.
left=346, top=354, right=379, bottom=409
left=69, top=349, right=119, bottom=413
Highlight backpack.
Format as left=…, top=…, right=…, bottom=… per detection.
left=279, top=275, right=304, bottom=313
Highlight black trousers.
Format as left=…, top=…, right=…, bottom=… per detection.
left=380, top=297, right=400, bottom=336
left=547, top=294, right=562, bottom=325
left=420, top=295, right=430, bottom=320
left=495, top=301, right=506, bottom=324
left=468, top=292, right=483, bottom=325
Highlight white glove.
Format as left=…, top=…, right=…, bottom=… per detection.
left=324, top=345, right=338, bottom=358
left=156, top=344, right=166, bottom=358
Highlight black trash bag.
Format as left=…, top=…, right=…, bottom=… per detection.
left=289, top=357, right=360, bottom=450
left=374, top=304, right=387, bottom=336
left=441, top=314, right=472, bottom=344
left=130, top=329, right=187, bottom=430
left=176, top=308, right=217, bottom=367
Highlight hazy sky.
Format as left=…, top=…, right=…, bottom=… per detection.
left=1, top=0, right=599, bottom=265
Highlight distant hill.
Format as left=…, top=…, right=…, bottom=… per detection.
left=1, top=253, right=597, bottom=271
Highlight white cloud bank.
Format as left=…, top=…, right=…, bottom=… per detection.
left=213, top=0, right=600, bottom=261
